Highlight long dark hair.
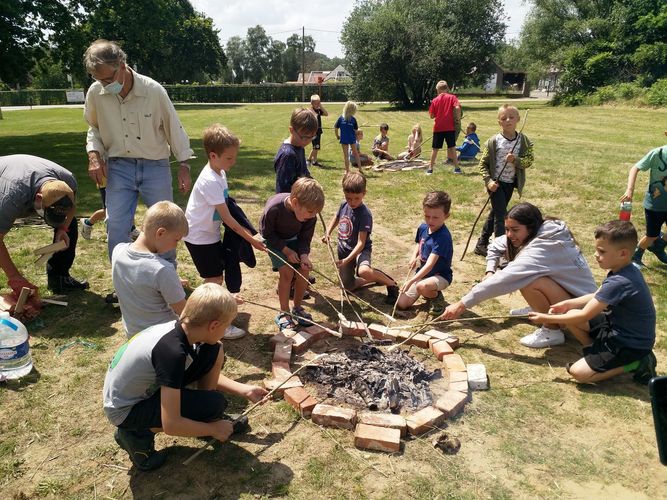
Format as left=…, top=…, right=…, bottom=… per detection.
left=505, top=202, right=544, bottom=261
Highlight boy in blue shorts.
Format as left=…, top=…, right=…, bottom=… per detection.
left=275, top=108, right=319, bottom=194
left=396, top=191, right=454, bottom=315
left=529, top=220, right=657, bottom=385
left=103, top=283, right=267, bottom=471
left=620, top=144, right=667, bottom=267
left=323, top=172, right=399, bottom=304
left=260, top=177, right=325, bottom=331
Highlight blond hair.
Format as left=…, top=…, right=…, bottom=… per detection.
left=142, top=201, right=189, bottom=236
left=180, top=283, right=238, bottom=327
left=435, top=80, right=449, bottom=93
left=310, top=94, right=320, bottom=102
left=83, top=39, right=127, bottom=73
left=343, top=101, right=357, bottom=120
left=342, top=171, right=366, bottom=194
left=291, top=177, right=325, bottom=212
left=412, top=123, right=423, bottom=138
left=498, top=104, right=520, bottom=119
left=291, top=108, right=319, bottom=134
left=203, top=123, right=240, bottom=156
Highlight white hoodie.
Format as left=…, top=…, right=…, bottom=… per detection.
left=461, top=219, right=597, bottom=309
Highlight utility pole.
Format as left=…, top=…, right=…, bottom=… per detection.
left=301, top=26, right=306, bottom=102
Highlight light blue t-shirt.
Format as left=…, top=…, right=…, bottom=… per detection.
left=635, top=146, right=667, bottom=212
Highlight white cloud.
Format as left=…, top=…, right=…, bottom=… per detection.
left=190, top=0, right=530, bottom=58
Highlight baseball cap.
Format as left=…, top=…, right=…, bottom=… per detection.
left=40, top=180, right=74, bottom=228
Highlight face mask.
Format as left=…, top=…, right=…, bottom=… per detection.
left=104, top=80, right=123, bottom=95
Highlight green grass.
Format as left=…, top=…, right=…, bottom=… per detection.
left=1, top=101, right=667, bottom=498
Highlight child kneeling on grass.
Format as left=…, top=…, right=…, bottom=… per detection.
left=103, top=283, right=268, bottom=471
left=260, top=177, right=325, bottom=331
left=529, top=220, right=657, bottom=385
left=396, top=191, right=454, bottom=315
left=323, top=171, right=399, bottom=304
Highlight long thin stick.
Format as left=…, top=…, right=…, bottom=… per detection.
left=460, top=109, right=530, bottom=261
left=240, top=297, right=342, bottom=338
left=183, top=354, right=328, bottom=466
left=318, top=213, right=374, bottom=342
left=388, top=261, right=415, bottom=327
left=392, top=313, right=530, bottom=330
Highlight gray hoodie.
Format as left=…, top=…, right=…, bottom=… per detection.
left=461, top=219, right=596, bottom=308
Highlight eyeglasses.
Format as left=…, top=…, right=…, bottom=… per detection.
left=93, top=66, right=120, bottom=85
left=295, top=130, right=317, bottom=142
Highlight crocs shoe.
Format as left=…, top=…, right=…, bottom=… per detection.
left=291, top=305, right=313, bottom=326
left=114, top=428, right=166, bottom=471
left=520, top=326, right=565, bottom=348
left=510, top=306, right=533, bottom=316
left=80, top=218, right=93, bottom=240
left=275, top=313, right=297, bottom=332
left=633, top=351, right=657, bottom=385
left=223, top=325, right=247, bottom=340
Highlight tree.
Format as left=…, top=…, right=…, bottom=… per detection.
left=266, top=40, right=286, bottom=83
left=283, top=33, right=316, bottom=82
left=340, top=0, right=506, bottom=107
left=244, top=25, right=270, bottom=83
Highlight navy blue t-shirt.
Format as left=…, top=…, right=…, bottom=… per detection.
left=334, top=115, right=358, bottom=145
left=415, top=223, right=453, bottom=283
left=595, top=263, right=656, bottom=350
left=336, top=201, right=372, bottom=259
left=274, top=142, right=310, bottom=194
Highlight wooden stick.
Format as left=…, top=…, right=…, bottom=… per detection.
left=183, top=354, right=328, bottom=466
left=14, top=287, right=30, bottom=314
left=395, top=314, right=530, bottom=330
left=33, top=240, right=67, bottom=256
left=388, top=261, right=415, bottom=327
left=240, top=297, right=342, bottom=338
left=41, top=298, right=68, bottom=307
left=34, top=253, right=52, bottom=266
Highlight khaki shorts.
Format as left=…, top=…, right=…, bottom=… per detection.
left=339, top=248, right=372, bottom=289
left=404, top=275, right=450, bottom=299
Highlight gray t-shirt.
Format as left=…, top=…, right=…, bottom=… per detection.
left=493, top=133, right=518, bottom=183
left=111, top=242, right=185, bottom=337
left=103, top=320, right=194, bottom=425
left=0, top=154, right=77, bottom=233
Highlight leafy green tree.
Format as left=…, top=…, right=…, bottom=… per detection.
left=244, top=25, right=270, bottom=83
left=266, top=40, right=286, bottom=83
left=225, top=36, right=246, bottom=83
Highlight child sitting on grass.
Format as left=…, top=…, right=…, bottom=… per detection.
left=112, top=201, right=188, bottom=338
left=456, top=122, right=480, bottom=161
left=396, top=191, right=454, bottom=315
left=323, top=171, right=399, bottom=304
left=372, top=123, right=393, bottom=161
left=529, top=220, right=657, bottom=385
left=184, top=124, right=267, bottom=340
left=397, top=124, right=423, bottom=160
left=275, top=108, right=319, bottom=194
left=335, top=101, right=361, bottom=171
left=260, top=177, right=325, bottom=331
left=349, top=130, right=374, bottom=167
left=103, top=283, right=268, bottom=471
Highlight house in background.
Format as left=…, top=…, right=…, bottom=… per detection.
left=293, top=65, right=352, bottom=84
left=484, top=61, right=529, bottom=96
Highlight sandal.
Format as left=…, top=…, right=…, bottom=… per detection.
left=291, top=306, right=313, bottom=327
left=275, top=313, right=297, bottom=332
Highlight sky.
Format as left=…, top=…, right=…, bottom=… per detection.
left=190, top=0, right=532, bottom=59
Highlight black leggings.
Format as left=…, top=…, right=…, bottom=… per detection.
left=480, top=181, right=515, bottom=241
left=46, top=216, right=78, bottom=276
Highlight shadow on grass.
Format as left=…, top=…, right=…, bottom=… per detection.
left=128, top=440, right=294, bottom=498
left=0, top=366, right=42, bottom=391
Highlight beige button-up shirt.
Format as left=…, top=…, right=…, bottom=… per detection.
left=84, top=70, right=193, bottom=162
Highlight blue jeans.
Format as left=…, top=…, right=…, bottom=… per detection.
left=106, top=157, right=176, bottom=265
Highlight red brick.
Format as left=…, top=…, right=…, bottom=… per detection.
left=424, top=329, right=450, bottom=341
left=405, top=333, right=431, bottom=348
left=299, top=395, right=319, bottom=417
left=406, top=406, right=446, bottom=435
left=311, top=404, right=357, bottom=430
left=367, top=323, right=400, bottom=341
left=445, top=336, right=460, bottom=350
left=340, top=320, right=367, bottom=336
left=429, top=339, right=454, bottom=360
left=283, top=386, right=309, bottom=409
left=358, top=412, right=407, bottom=437
left=273, top=342, right=293, bottom=363
left=272, top=361, right=292, bottom=379
left=443, top=353, right=467, bottom=373
left=435, top=390, right=468, bottom=418
left=303, top=324, right=329, bottom=341
left=448, top=381, right=469, bottom=393
left=354, top=424, right=401, bottom=453
left=448, top=370, right=468, bottom=383
left=291, top=331, right=315, bottom=354
left=270, top=332, right=295, bottom=348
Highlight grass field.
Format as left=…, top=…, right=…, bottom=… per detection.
left=0, top=101, right=666, bottom=499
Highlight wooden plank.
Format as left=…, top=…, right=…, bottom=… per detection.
left=14, top=287, right=30, bottom=314
left=34, top=253, right=52, bottom=266
left=33, top=240, right=67, bottom=256
left=42, top=298, right=68, bottom=307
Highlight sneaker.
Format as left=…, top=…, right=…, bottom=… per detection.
left=453, top=167, right=462, bottom=174
left=648, top=235, right=667, bottom=264
left=428, top=291, right=446, bottom=316
left=291, top=305, right=313, bottom=326
left=80, top=218, right=93, bottom=240
left=510, top=306, right=533, bottom=316
left=223, top=325, right=247, bottom=340
left=473, top=240, right=488, bottom=257
left=633, top=351, right=657, bottom=385
left=129, top=226, right=140, bottom=241
left=384, top=285, right=400, bottom=305
left=426, top=168, right=433, bottom=175
left=312, top=161, right=322, bottom=167
left=114, top=428, right=166, bottom=471
left=47, top=275, right=90, bottom=294
left=275, top=313, right=297, bottom=332
left=520, top=326, right=565, bottom=348
left=632, top=248, right=645, bottom=269
left=105, top=292, right=119, bottom=304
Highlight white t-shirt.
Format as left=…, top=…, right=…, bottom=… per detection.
left=184, top=163, right=228, bottom=245
left=494, top=133, right=518, bottom=183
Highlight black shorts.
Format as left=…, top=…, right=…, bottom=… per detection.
left=99, top=187, right=107, bottom=208
left=644, top=208, right=667, bottom=238
left=583, top=315, right=651, bottom=372
left=432, top=131, right=456, bottom=149
left=185, top=240, right=225, bottom=278
left=312, top=132, right=322, bottom=150
left=119, top=343, right=227, bottom=430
